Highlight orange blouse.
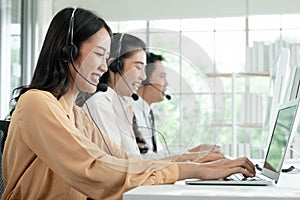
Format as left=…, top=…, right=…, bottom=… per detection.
left=1, top=89, right=178, bottom=200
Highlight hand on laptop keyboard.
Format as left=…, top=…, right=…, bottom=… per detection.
left=189, top=157, right=256, bottom=180
left=225, top=173, right=262, bottom=181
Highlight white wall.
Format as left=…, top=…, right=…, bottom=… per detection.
left=52, top=0, right=300, bottom=21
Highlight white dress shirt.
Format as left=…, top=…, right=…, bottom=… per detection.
left=127, top=96, right=167, bottom=159
left=84, top=87, right=141, bottom=158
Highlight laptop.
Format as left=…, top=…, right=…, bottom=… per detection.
left=186, top=98, right=300, bottom=186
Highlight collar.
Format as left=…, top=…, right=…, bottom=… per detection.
left=58, top=95, right=73, bottom=118
left=106, top=86, right=133, bottom=113
left=104, top=86, right=115, bottom=103
left=127, top=96, right=152, bottom=116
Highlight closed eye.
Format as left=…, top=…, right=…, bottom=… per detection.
left=94, top=52, right=110, bottom=61
left=94, top=52, right=104, bottom=57
left=135, top=66, right=142, bottom=70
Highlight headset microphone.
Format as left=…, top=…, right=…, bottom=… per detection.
left=70, top=60, right=95, bottom=85
left=117, top=71, right=139, bottom=101
left=97, top=83, right=108, bottom=92
left=166, top=94, right=171, bottom=100
left=165, top=94, right=171, bottom=100
left=148, top=83, right=171, bottom=100
left=70, top=59, right=108, bottom=92
left=132, top=93, right=139, bottom=101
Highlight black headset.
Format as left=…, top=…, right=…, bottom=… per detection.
left=61, top=8, right=78, bottom=61
left=109, top=33, right=125, bottom=73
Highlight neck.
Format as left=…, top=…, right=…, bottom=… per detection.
left=64, top=85, right=79, bottom=109
left=138, top=86, right=153, bottom=105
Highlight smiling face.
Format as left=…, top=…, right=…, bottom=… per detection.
left=72, top=27, right=111, bottom=93
left=114, top=49, right=146, bottom=97
left=149, top=60, right=169, bottom=102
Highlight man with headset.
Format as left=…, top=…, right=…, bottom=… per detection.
left=129, top=52, right=222, bottom=159
left=129, top=52, right=169, bottom=158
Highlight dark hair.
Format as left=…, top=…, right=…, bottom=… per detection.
left=142, top=52, right=165, bottom=85
left=99, top=33, right=146, bottom=84
left=10, top=7, right=112, bottom=115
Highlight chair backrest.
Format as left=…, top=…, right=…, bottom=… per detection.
left=0, top=120, right=9, bottom=197
left=0, top=120, right=9, bottom=154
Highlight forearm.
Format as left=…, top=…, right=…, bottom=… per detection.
left=178, top=162, right=204, bottom=180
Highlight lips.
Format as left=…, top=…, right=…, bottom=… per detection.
left=160, top=87, right=167, bottom=95
left=90, top=73, right=101, bottom=84
left=132, top=81, right=141, bottom=91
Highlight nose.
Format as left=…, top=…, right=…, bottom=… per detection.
left=99, top=57, right=108, bottom=73
left=162, top=77, right=169, bottom=87
left=164, top=78, right=169, bottom=87
left=140, top=67, right=146, bottom=81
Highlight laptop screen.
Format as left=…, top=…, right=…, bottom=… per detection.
left=263, top=104, right=297, bottom=173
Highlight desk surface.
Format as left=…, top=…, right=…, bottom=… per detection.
left=123, top=161, right=300, bottom=200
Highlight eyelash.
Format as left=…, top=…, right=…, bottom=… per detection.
left=135, top=66, right=144, bottom=70
left=94, top=52, right=104, bottom=57
left=94, top=52, right=110, bottom=60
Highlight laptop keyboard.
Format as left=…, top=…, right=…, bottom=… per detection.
left=225, top=173, right=263, bottom=181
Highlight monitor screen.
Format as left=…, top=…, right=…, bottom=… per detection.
left=264, top=104, right=297, bottom=172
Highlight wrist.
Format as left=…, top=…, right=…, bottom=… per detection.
left=177, top=162, right=201, bottom=180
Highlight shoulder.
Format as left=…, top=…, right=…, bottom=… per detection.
left=16, top=89, right=69, bottom=120
left=18, top=89, right=57, bottom=107
left=14, top=90, right=64, bottom=127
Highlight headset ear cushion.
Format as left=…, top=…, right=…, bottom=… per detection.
left=61, top=44, right=78, bottom=60
left=109, top=60, right=122, bottom=73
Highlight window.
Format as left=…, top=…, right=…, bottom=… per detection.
left=0, top=0, right=21, bottom=119
left=107, top=15, right=300, bottom=158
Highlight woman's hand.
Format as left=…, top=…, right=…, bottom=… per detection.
left=177, top=157, right=256, bottom=180
left=188, top=144, right=220, bottom=153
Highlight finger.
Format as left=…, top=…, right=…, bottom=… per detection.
left=239, top=157, right=256, bottom=174
left=242, top=161, right=256, bottom=176
left=219, top=157, right=255, bottom=176
left=238, top=167, right=254, bottom=177
left=223, top=167, right=254, bottom=178
left=208, top=166, right=253, bottom=180
left=212, top=145, right=220, bottom=151
left=233, top=158, right=256, bottom=176
left=243, top=157, right=256, bottom=169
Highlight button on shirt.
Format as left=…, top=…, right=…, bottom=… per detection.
left=84, top=87, right=141, bottom=157
left=127, top=97, right=167, bottom=159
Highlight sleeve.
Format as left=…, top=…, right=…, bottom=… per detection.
left=17, top=91, right=179, bottom=199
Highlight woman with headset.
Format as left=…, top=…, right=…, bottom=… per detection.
left=2, top=7, right=255, bottom=200
left=85, top=33, right=223, bottom=161
left=84, top=33, right=147, bottom=157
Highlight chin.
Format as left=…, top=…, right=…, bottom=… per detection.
left=82, top=85, right=97, bottom=94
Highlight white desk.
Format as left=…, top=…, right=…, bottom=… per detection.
left=123, top=161, right=300, bottom=200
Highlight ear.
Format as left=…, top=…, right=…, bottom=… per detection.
left=107, top=57, right=115, bottom=66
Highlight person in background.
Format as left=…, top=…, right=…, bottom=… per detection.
left=85, top=33, right=220, bottom=162
left=84, top=33, right=146, bottom=157
left=129, top=52, right=221, bottom=160
left=85, top=33, right=235, bottom=166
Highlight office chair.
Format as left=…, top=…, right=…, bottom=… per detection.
left=0, top=120, right=10, bottom=197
